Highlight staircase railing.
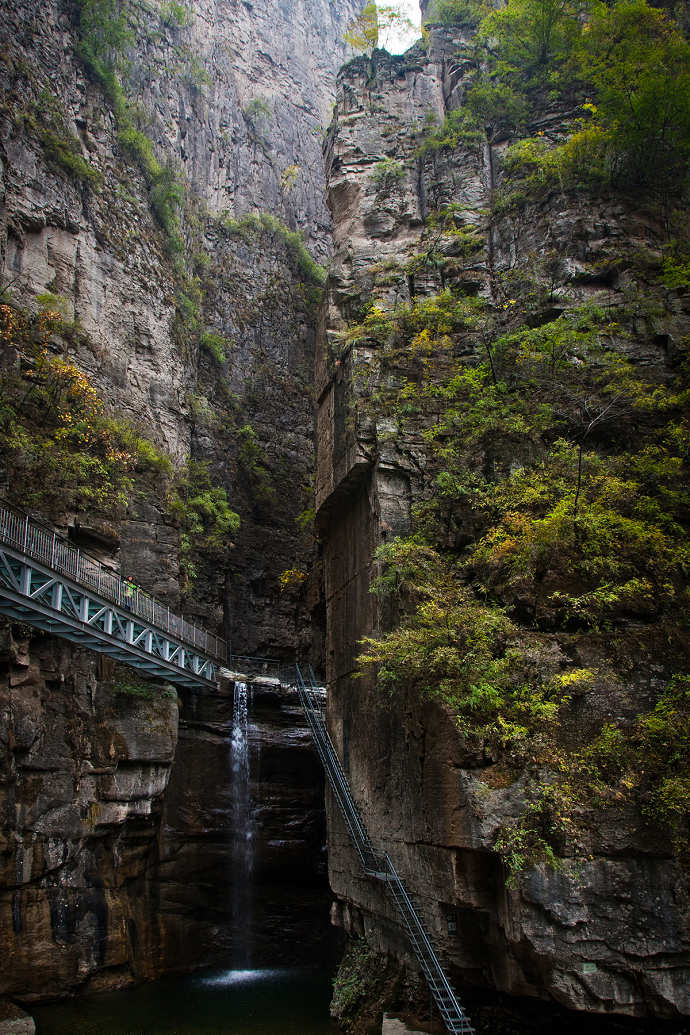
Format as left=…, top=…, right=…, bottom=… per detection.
left=295, top=664, right=474, bottom=1035
left=0, top=498, right=226, bottom=661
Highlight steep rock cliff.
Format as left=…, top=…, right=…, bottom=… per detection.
left=0, top=628, right=178, bottom=1000
left=317, top=32, right=689, bottom=1025
left=0, top=0, right=358, bottom=1000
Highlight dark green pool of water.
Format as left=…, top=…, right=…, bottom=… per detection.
left=33, top=966, right=341, bottom=1035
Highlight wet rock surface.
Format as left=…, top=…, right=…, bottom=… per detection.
left=0, top=630, right=178, bottom=1000
left=154, top=673, right=329, bottom=972
left=0, top=1001, right=35, bottom=1035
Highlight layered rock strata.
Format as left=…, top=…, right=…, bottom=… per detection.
left=0, top=0, right=358, bottom=1000
left=0, top=629, right=178, bottom=1000
left=316, top=37, right=690, bottom=1022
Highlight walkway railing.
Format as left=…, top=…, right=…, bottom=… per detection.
left=226, top=655, right=286, bottom=680
left=0, top=499, right=226, bottom=662
left=294, top=664, right=474, bottom=1035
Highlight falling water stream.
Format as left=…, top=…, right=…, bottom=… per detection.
left=30, top=674, right=679, bottom=1034
left=33, top=677, right=341, bottom=1034
left=230, top=679, right=254, bottom=968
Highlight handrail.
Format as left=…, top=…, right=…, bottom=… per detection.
left=295, top=663, right=474, bottom=1035
left=0, top=499, right=226, bottom=662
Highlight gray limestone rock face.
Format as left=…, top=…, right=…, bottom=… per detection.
left=0, top=0, right=359, bottom=639
left=316, top=37, right=690, bottom=1024
left=0, top=0, right=359, bottom=1000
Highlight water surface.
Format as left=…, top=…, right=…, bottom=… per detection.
left=33, top=965, right=341, bottom=1035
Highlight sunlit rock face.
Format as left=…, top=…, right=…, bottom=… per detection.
left=317, top=37, right=690, bottom=1022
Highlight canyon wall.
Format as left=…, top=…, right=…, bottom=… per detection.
left=0, top=0, right=358, bottom=1000
left=317, top=34, right=690, bottom=1024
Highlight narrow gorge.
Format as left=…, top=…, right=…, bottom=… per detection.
left=1, top=0, right=689, bottom=1033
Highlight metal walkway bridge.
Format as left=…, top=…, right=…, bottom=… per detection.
left=295, top=664, right=474, bottom=1035
left=0, top=500, right=225, bottom=690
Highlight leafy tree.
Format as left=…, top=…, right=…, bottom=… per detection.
left=344, top=2, right=414, bottom=54
left=344, top=2, right=380, bottom=52
left=424, top=0, right=488, bottom=28
left=479, top=0, right=583, bottom=76
left=573, top=0, right=690, bottom=190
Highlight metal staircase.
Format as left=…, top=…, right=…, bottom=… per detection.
left=295, top=664, right=474, bottom=1035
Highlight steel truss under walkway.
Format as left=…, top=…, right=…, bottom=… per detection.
left=295, top=664, right=474, bottom=1035
left=0, top=501, right=224, bottom=690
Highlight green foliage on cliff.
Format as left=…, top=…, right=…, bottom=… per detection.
left=331, top=939, right=383, bottom=1026
left=167, top=461, right=239, bottom=587
left=496, top=673, right=690, bottom=877
left=75, top=0, right=185, bottom=252
left=425, top=0, right=488, bottom=28
left=0, top=303, right=170, bottom=517
left=221, top=211, right=327, bottom=287
left=200, top=330, right=233, bottom=365
left=421, top=0, right=690, bottom=199
left=160, top=1, right=191, bottom=28
left=371, top=158, right=405, bottom=192
left=0, top=300, right=238, bottom=604
left=351, top=260, right=690, bottom=867
left=359, top=539, right=575, bottom=756
left=17, top=89, right=102, bottom=187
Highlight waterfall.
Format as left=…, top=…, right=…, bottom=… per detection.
left=230, top=679, right=254, bottom=967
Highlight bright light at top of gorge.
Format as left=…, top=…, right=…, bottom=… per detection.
left=377, top=0, right=422, bottom=53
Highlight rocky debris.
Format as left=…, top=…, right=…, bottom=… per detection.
left=0, top=1002, right=35, bottom=1035
left=382, top=1015, right=433, bottom=1034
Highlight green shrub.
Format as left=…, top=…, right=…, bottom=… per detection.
left=200, top=331, right=233, bottom=365
left=370, top=158, right=405, bottom=192
left=244, top=97, right=271, bottom=121
left=424, top=0, right=487, bottom=27
left=76, top=0, right=185, bottom=247
left=417, top=107, right=483, bottom=154
left=160, top=1, right=190, bottom=27
left=331, top=939, right=380, bottom=1019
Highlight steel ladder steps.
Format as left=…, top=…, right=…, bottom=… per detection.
left=294, top=664, right=475, bottom=1035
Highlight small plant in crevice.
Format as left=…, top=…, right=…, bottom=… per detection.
left=220, top=211, right=327, bottom=287
left=200, top=330, right=233, bottom=365
left=237, top=423, right=276, bottom=505
left=160, top=1, right=191, bottom=28
left=370, top=157, right=405, bottom=193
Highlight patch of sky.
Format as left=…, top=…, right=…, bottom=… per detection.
left=377, top=0, right=422, bottom=53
